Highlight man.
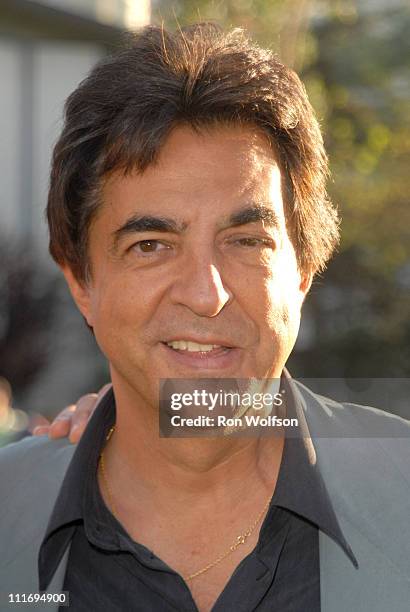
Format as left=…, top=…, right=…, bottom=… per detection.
left=1, top=23, right=409, bottom=612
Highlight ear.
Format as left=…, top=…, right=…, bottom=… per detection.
left=61, top=265, right=94, bottom=327
left=299, top=271, right=313, bottom=299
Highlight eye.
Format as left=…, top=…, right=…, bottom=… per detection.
left=132, top=240, right=170, bottom=254
left=234, top=237, right=274, bottom=248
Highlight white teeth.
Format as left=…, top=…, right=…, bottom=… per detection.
left=166, top=340, right=221, bottom=352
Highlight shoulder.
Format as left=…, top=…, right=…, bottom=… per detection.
left=293, top=379, right=410, bottom=521
left=293, top=383, right=410, bottom=574
left=293, top=380, right=410, bottom=499
left=0, top=434, right=75, bottom=478
left=0, top=436, right=75, bottom=579
left=0, top=435, right=75, bottom=511
left=293, top=379, right=410, bottom=440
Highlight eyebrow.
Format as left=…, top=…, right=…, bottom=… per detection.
left=222, top=204, right=281, bottom=230
left=112, top=215, right=187, bottom=251
left=112, top=204, right=280, bottom=251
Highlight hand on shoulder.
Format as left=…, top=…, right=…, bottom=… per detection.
left=32, top=384, right=111, bottom=443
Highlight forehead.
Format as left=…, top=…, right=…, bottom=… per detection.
left=153, top=123, right=278, bottom=173
left=99, top=125, right=284, bottom=226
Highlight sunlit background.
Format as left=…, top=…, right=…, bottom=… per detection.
left=1, top=0, right=409, bottom=444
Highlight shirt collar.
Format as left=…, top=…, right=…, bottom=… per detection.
left=38, top=372, right=357, bottom=589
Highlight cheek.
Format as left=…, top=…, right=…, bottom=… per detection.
left=88, top=271, right=166, bottom=356
left=262, top=269, right=304, bottom=340
left=90, top=269, right=148, bottom=320
left=87, top=281, right=133, bottom=351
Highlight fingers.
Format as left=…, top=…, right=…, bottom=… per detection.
left=32, top=424, right=50, bottom=436
left=48, top=405, right=77, bottom=440
left=32, top=383, right=112, bottom=444
left=67, top=394, right=99, bottom=444
left=69, top=384, right=112, bottom=444
left=31, top=414, right=51, bottom=436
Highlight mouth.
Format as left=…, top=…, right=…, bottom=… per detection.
left=160, top=339, right=239, bottom=370
left=163, top=339, right=232, bottom=354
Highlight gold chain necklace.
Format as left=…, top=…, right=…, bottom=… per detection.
left=99, top=425, right=272, bottom=581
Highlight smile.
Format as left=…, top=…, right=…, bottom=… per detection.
left=165, top=340, right=226, bottom=352
left=161, top=340, right=239, bottom=371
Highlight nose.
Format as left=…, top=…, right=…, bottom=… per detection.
left=169, top=252, right=233, bottom=317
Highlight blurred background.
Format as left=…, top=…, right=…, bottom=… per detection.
left=0, top=0, right=409, bottom=444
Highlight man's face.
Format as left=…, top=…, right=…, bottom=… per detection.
left=65, top=126, right=311, bottom=406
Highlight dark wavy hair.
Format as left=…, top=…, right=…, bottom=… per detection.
left=47, top=23, right=339, bottom=282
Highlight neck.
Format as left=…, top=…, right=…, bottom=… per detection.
left=103, top=372, right=285, bottom=510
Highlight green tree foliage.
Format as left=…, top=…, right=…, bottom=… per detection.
left=297, top=1, right=410, bottom=377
